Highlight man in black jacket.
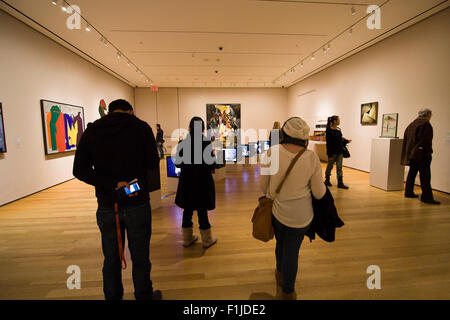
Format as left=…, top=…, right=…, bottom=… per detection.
left=156, top=124, right=165, bottom=159
left=401, top=108, right=440, bottom=205
left=73, top=99, right=162, bottom=300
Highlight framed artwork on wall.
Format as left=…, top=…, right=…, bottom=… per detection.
left=41, top=99, right=85, bottom=155
left=381, top=113, right=399, bottom=138
left=361, top=102, right=378, bottom=125
left=0, top=103, right=7, bottom=153
left=206, top=104, right=241, bottom=147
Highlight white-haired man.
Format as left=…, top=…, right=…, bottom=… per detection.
left=401, top=108, right=440, bottom=205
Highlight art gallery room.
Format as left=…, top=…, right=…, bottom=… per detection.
left=0, top=0, right=449, bottom=302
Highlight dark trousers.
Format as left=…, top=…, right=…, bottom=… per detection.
left=325, top=153, right=343, bottom=178
left=272, top=215, right=310, bottom=294
left=157, top=142, right=164, bottom=158
left=96, top=203, right=153, bottom=300
left=182, top=208, right=211, bottom=230
left=405, top=155, right=433, bottom=201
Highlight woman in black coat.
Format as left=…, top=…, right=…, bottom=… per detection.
left=175, top=117, right=218, bottom=249
left=325, top=115, right=351, bottom=189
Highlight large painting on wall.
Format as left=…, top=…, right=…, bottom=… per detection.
left=0, top=103, right=6, bottom=153
left=206, top=104, right=241, bottom=147
left=41, top=99, right=85, bottom=155
left=361, top=102, right=378, bottom=126
left=381, top=113, right=399, bottom=138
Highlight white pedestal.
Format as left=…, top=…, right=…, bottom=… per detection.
left=213, top=166, right=226, bottom=181
left=150, top=189, right=161, bottom=210
left=167, top=177, right=179, bottom=193
left=308, top=140, right=328, bottom=162
left=370, top=138, right=405, bottom=191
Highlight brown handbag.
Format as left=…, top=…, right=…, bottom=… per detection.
left=251, top=148, right=306, bottom=242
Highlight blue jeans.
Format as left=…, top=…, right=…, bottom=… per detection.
left=96, top=203, right=153, bottom=300
left=272, top=215, right=310, bottom=294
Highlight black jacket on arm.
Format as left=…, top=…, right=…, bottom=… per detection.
left=73, top=112, right=159, bottom=208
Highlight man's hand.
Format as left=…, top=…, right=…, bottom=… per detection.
left=117, top=181, right=138, bottom=197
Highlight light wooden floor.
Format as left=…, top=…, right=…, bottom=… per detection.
left=0, top=162, right=449, bottom=300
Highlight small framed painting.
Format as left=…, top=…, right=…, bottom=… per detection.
left=0, top=103, right=6, bottom=153
left=361, top=102, right=378, bottom=126
left=381, top=113, right=399, bottom=138
left=41, top=99, right=85, bottom=155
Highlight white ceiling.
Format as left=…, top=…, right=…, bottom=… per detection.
left=1, top=0, right=448, bottom=88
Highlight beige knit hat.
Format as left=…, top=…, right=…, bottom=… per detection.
left=282, top=117, right=310, bottom=140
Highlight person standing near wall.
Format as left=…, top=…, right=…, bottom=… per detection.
left=156, top=124, right=165, bottom=159
left=401, top=108, right=440, bottom=205
left=73, top=99, right=162, bottom=300
left=324, top=115, right=351, bottom=189
left=174, top=117, right=218, bottom=248
left=269, top=121, right=281, bottom=147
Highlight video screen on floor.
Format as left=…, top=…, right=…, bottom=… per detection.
left=166, top=156, right=181, bottom=178
left=248, top=142, right=258, bottom=157
left=258, top=141, right=270, bottom=154
left=224, top=148, right=237, bottom=162
left=238, top=145, right=249, bottom=158
left=215, top=149, right=226, bottom=169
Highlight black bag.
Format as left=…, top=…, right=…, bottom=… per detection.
left=342, top=146, right=350, bottom=158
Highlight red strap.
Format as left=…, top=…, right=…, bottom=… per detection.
left=114, top=202, right=127, bottom=270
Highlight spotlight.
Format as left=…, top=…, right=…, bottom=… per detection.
left=61, top=3, right=67, bottom=11
left=351, top=6, right=356, bottom=15
left=349, top=28, right=353, bottom=35
left=117, top=51, right=122, bottom=59
left=85, top=24, right=91, bottom=32
left=311, top=54, right=315, bottom=61
left=51, top=1, right=57, bottom=5
left=127, top=60, right=131, bottom=67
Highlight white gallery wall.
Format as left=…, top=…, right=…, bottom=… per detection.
left=0, top=10, right=134, bottom=206
left=287, top=9, right=449, bottom=193
left=135, top=87, right=288, bottom=147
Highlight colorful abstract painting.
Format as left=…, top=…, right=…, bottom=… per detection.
left=41, top=100, right=85, bottom=155
left=206, top=104, right=241, bottom=147
left=99, top=99, right=107, bottom=118
left=0, top=103, right=6, bottom=153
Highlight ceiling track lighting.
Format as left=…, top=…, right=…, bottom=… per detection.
left=351, top=6, right=356, bottom=15
left=51, top=0, right=57, bottom=5
left=85, top=24, right=91, bottom=32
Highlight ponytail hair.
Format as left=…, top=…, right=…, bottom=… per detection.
left=327, top=115, right=339, bottom=129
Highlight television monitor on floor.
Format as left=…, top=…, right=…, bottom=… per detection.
left=238, top=145, right=249, bottom=158
left=215, top=149, right=226, bottom=169
left=258, top=140, right=270, bottom=154
left=224, top=148, right=237, bottom=162
left=166, top=156, right=181, bottom=178
left=248, top=142, right=258, bottom=157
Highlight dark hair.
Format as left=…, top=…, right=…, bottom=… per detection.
left=280, top=129, right=308, bottom=147
left=156, top=124, right=161, bottom=128
left=108, top=99, right=133, bottom=113
left=189, top=117, right=205, bottom=133
left=327, top=115, right=339, bottom=129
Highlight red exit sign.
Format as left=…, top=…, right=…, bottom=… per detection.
left=151, top=86, right=158, bottom=92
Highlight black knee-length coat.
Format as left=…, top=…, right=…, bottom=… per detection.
left=174, top=134, right=216, bottom=210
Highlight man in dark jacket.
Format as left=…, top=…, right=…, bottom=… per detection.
left=401, top=108, right=440, bottom=204
left=156, top=124, right=165, bottom=159
left=73, top=99, right=162, bottom=300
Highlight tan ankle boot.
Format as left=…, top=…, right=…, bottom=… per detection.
left=199, top=228, right=217, bottom=248
left=182, top=227, right=198, bottom=247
